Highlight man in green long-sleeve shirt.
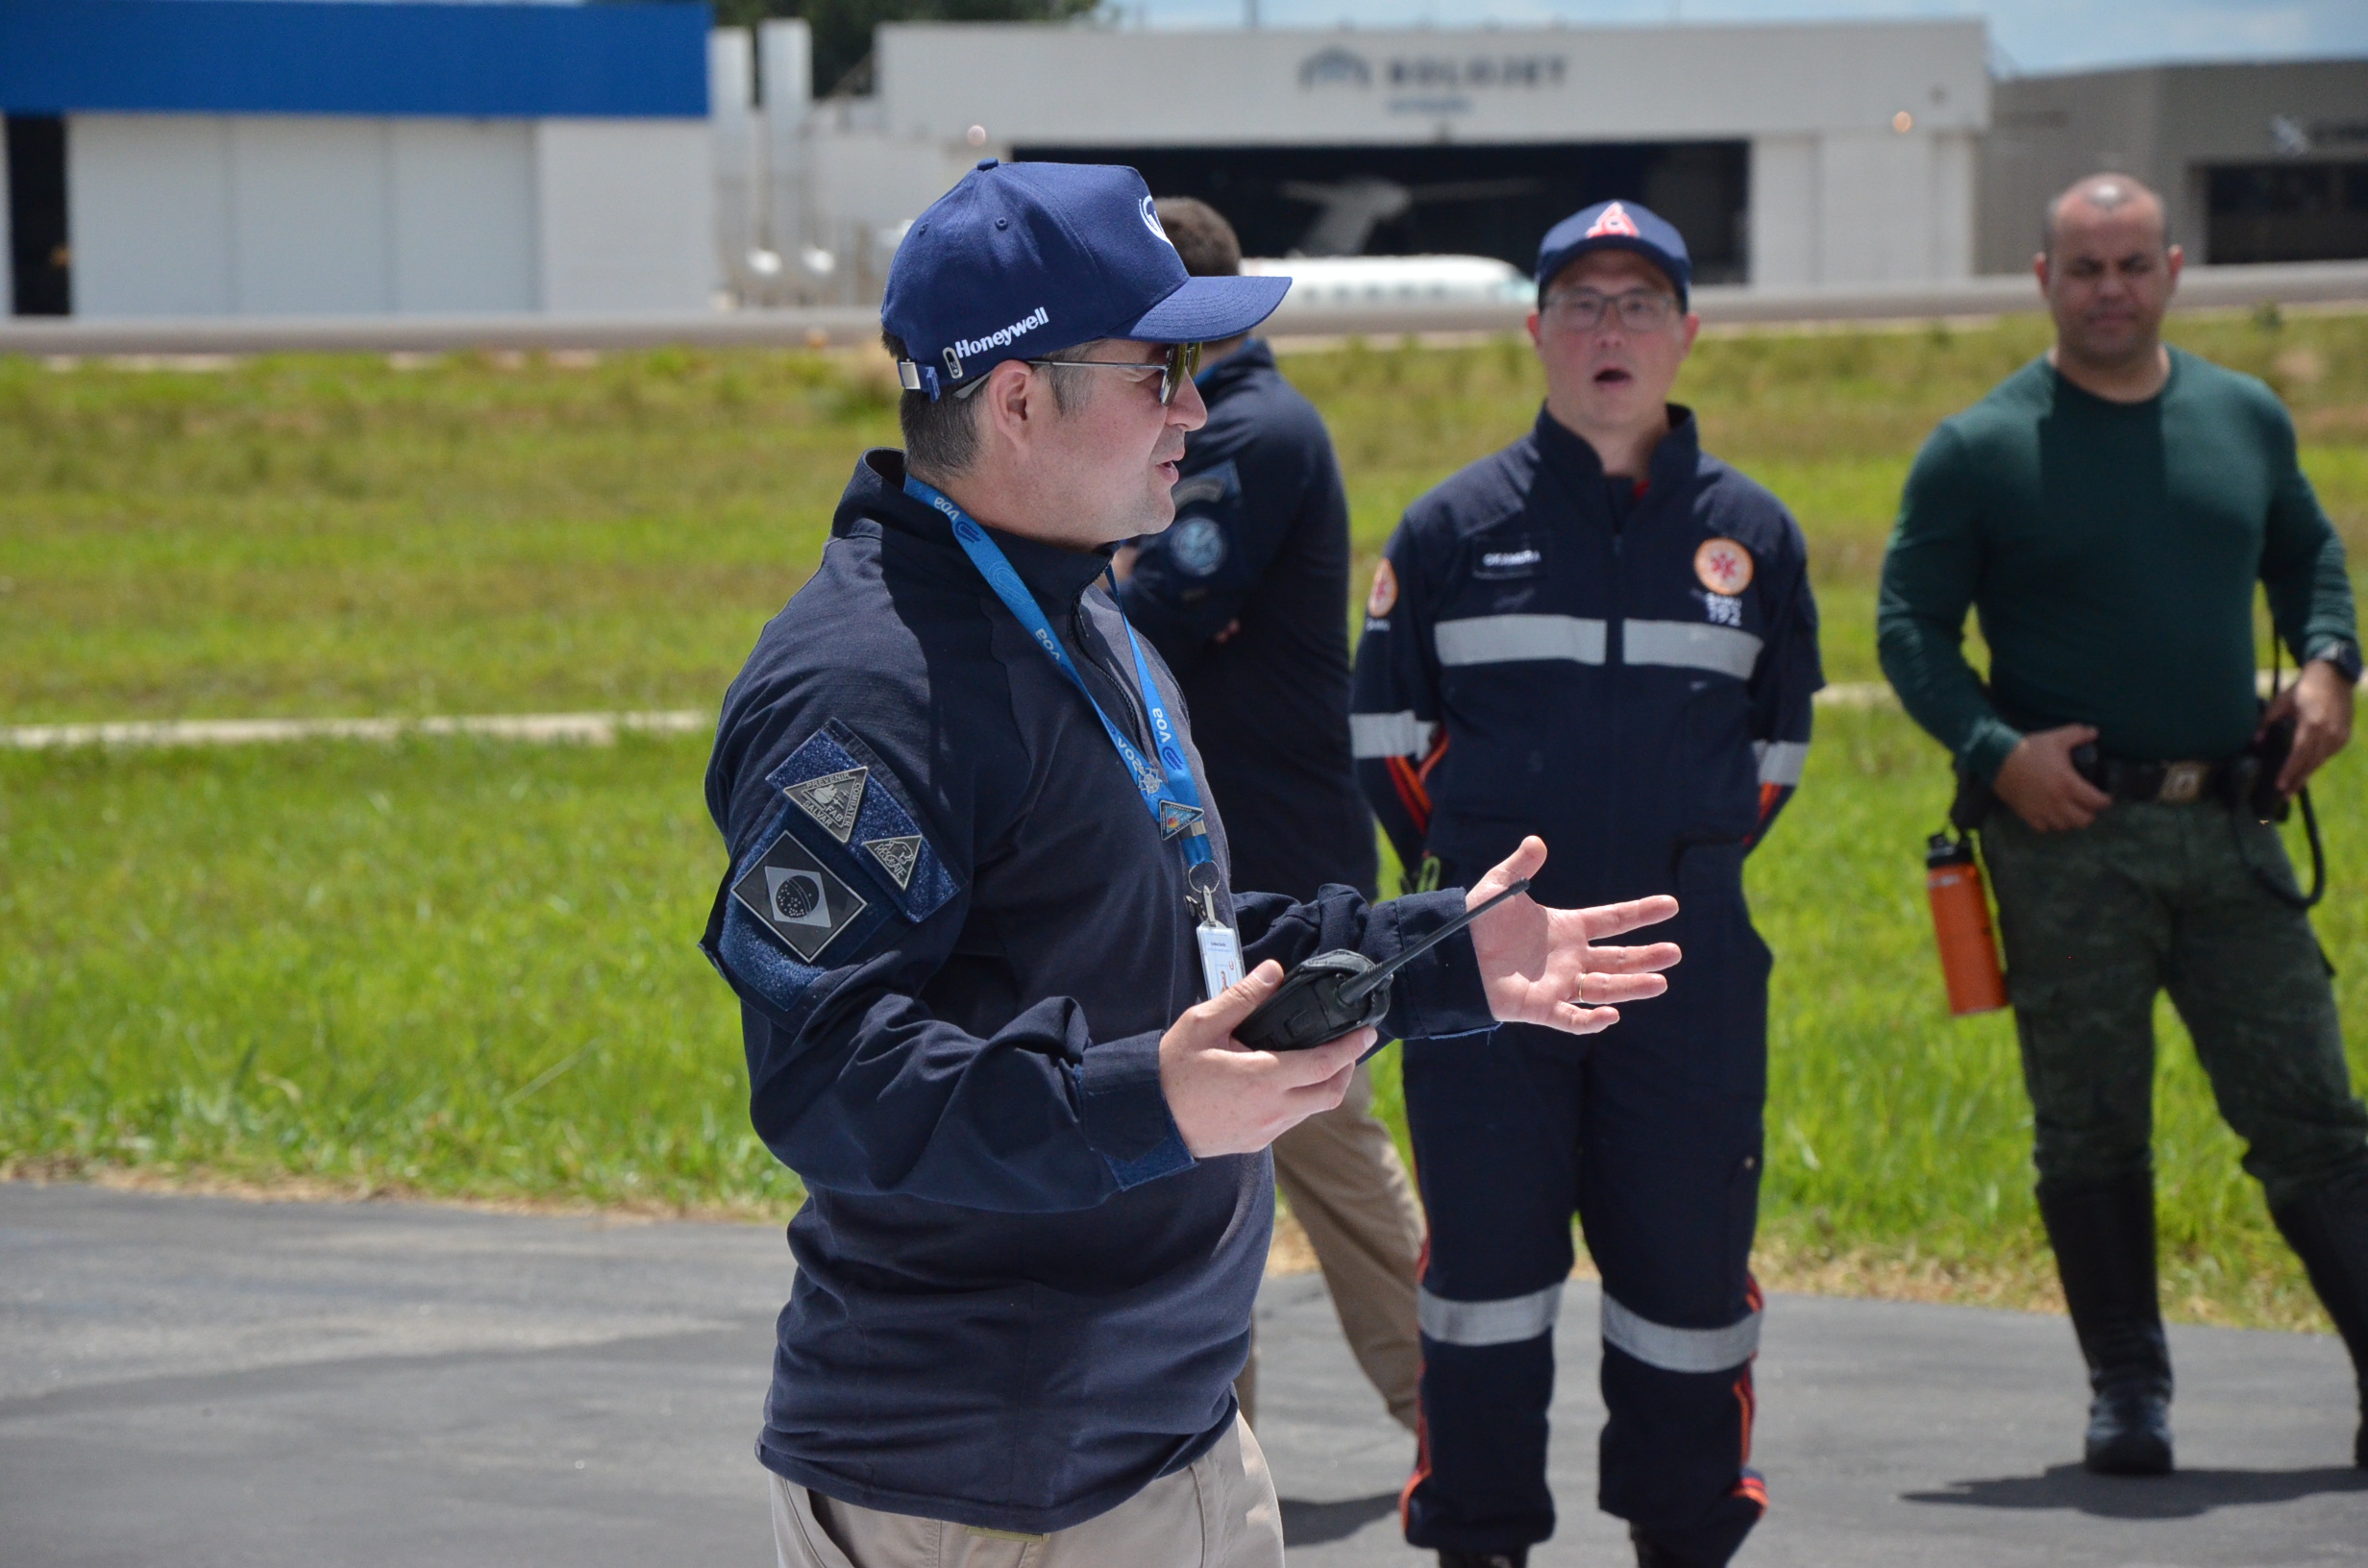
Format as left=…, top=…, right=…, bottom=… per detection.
left=1880, top=172, right=2368, bottom=1479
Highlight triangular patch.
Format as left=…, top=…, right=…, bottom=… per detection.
left=1586, top=201, right=1640, bottom=239
left=784, top=767, right=867, bottom=843
left=1157, top=798, right=1205, bottom=840
left=864, top=834, right=923, bottom=891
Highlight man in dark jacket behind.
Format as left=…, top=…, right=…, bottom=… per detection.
left=1121, top=197, right=1425, bottom=1436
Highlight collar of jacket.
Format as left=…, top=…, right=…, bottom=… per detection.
left=1532, top=402, right=1702, bottom=501
left=834, top=448, right=1120, bottom=615
left=1192, top=336, right=1274, bottom=404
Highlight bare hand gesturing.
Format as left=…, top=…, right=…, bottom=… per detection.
left=1465, top=836, right=1682, bottom=1034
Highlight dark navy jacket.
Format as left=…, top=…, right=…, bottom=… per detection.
left=703, top=450, right=1494, bottom=1535
left=1118, top=339, right=1378, bottom=902
left=1351, top=406, right=1821, bottom=919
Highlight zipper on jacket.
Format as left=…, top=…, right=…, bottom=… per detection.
left=1071, top=597, right=1155, bottom=753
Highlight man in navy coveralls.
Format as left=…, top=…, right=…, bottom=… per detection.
left=1353, top=200, right=1822, bottom=1568
left=701, top=160, right=1685, bottom=1568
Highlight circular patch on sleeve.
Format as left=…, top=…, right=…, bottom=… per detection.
left=1693, top=537, right=1754, bottom=596
left=1171, top=515, right=1227, bottom=578
left=1367, top=558, right=1399, bottom=617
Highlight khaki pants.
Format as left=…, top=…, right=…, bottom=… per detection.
left=1245, top=1061, right=1426, bottom=1433
left=770, top=1415, right=1282, bottom=1568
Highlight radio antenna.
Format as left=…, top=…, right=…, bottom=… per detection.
left=1336, top=878, right=1531, bottom=1006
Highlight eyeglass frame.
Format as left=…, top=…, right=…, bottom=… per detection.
left=1538, top=287, right=1683, bottom=333
left=1017, top=340, right=1204, bottom=406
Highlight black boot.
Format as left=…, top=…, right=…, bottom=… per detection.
left=1631, top=1523, right=1717, bottom=1567
left=2036, top=1173, right=2174, bottom=1476
left=2269, top=1167, right=2368, bottom=1469
left=1437, top=1553, right=1525, bottom=1568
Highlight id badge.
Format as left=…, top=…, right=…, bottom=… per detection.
left=1196, top=917, right=1246, bottom=1000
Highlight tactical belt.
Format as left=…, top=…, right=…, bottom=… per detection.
left=2082, top=756, right=2238, bottom=805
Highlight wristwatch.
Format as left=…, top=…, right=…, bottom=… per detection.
left=2307, top=639, right=2364, bottom=686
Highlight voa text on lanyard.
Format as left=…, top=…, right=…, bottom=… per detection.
left=905, top=475, right=1246, bottom=998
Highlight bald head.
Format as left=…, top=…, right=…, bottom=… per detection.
left=2044, top=173, right=2167, bottom=257
left=2035, top=171, right=2182, bottom=396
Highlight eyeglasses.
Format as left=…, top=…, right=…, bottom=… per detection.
left=1026, top=341, right=1204, bottom=406
left=1540, top=289, right=1680, bottom=333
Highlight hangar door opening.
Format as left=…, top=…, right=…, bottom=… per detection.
left=1012, top=140, right=1748, bottom=282
left=6, top=115, right=71, bottom=315
left=2206, top=162, right=2368, bottom=264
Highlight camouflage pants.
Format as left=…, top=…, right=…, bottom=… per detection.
left=1983, top=801, right=2368, bottom=1208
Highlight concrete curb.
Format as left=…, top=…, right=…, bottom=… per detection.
left=0, top=710, right=712, bottom=750
left=4, top=261, right=2362, bottom=358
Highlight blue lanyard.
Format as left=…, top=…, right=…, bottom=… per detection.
left=905, top=476, right=1215, bottom=870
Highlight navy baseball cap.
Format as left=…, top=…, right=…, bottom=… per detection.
left=1534, top=199, right=1692, bottom=308
left=884, top=159, right=1291, bottom=401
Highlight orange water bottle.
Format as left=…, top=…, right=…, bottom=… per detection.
left=1926, top=831, right=2008, bottom=1016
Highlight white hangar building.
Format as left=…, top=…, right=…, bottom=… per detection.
left=760, top=17, right=1991, bottom=303
left=9, top=3, right=2362, bottom=321
left=2, top=0, right=716, bottom=317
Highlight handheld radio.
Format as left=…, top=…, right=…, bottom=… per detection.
left=1234, top=879, right=1531, bottom=1052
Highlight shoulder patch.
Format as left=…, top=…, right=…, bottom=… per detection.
left=864, top=834, right=923, bottom=890
left=731, top=829, right=868, bottom=962
left=1170, top=516, right=1227, bottom=578
left=1171, top=459, right=1240, bottom=512
left=702, top=866, right=831, bottom=1030
left=785, top=767, right=867, bottom=843
left=1368, top=557, right=1399, bottom=617
left=765, top=723, right=963, bottom=923
left=1694, top=536, right=1754, bottom=596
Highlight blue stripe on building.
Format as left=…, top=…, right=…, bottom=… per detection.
left=0, top=0, right=710, bottom=118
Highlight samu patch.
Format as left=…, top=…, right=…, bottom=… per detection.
left=1693, top=536, right=1754, bottom=596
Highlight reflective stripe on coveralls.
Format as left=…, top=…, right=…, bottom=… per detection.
left=1351, top=710, right=1440, bottom=759
left=1417, top=1283, right=1764, bottom=1370
left=1619, top=620, right=1764, bottom=679
left=1432, top=616, right=1763, bottom=679
left=1752, top=740, right=1809, bottom=787
left=1418, top=1282, right=1566, bottom=1346
left=1435, top=615, right=1609, bottom=667
left=1600, top=1293, right=1764, bottom=1374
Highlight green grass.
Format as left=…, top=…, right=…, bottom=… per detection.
left=6, top=310, right=2364, bottom=722
left=0, top=734, right=783, bottom=1212
left=6, top=309, right=2368, bottom=1327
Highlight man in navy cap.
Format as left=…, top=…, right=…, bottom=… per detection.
left=1352, top=199, right=1822, bottom=1568
left=702, top=159, right=1685, bottom=1568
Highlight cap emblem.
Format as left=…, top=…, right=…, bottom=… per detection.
left=1587, top=202, right=1641, bottom=239
left=1141, top=195, right=1172, bottom=246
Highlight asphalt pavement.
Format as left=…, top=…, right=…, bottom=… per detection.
left=4, top=1182, right=2363, bottom=1567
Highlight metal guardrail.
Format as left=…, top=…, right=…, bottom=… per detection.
left=2, top=260, right=2364, bottom=357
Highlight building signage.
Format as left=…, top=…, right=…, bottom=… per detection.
left=1298, top=44, right=1568, bottom=114
left=2268, top=113, right=2368, bottom=154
